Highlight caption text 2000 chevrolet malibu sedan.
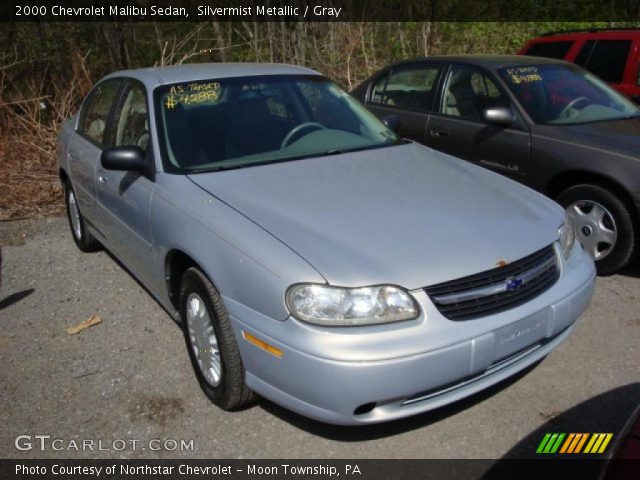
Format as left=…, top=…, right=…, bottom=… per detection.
left=57, top=63, right=596, bottom=425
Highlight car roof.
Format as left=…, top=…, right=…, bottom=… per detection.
left=386, top=54, right=571, bottom=71
left=102, top=62, right=321, bottom=88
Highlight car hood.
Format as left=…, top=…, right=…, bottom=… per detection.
left=542, top=117, right=640, bottom=159
left=189, top=143, right=563, bottom=289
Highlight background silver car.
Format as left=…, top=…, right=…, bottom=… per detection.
left=57, top=63, right=596, bottom=425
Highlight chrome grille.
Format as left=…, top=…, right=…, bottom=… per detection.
left=425, top=245, right=559, bottom=320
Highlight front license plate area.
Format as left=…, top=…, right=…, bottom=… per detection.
left=493, top=308, right=550, bottom=362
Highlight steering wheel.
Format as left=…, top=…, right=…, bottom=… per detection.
left=559, top=96, right=591, bottom=119
left=281, top=122, right=325, bottom=148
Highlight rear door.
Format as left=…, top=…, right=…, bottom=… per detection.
left=95, top=80, right=156, bottom=283
left=68, top=79, right=123, bottom=224
left=425, top=63, right=531, bottom=180
left=363, top=62, right=443, bottom=143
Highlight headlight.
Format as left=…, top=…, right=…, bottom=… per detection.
left=558, top=212, right=575, bottom=259
left=285, top=284, right=419, bottom=326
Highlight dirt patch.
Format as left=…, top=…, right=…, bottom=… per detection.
left=129, top=396, right=185, bottom=427
left=0, top=216, right=65, bottom=246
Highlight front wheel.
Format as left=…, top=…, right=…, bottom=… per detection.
left=180, top=267, right=254, bottom=410
left=557, top=184, right=636, bottom=275
left=64, top=182, right=101, bottom=252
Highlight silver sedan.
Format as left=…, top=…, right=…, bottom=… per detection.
left=57, top=63, right=596, bottom=425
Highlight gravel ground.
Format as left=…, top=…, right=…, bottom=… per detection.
left=1, top=216, right=639, bottom=459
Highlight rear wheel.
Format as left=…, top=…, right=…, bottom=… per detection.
left=557, top=184, right=636, bottom=275
left=64, top=182, right=101, bottom=252
left=180, top=267, right=254, bottom=410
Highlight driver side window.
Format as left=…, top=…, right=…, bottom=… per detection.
left=110, top=83, right=149, bottom=152
left=441, top=66, right=509, bottom=122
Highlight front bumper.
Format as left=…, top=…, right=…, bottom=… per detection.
left=227, top=244, right=596, bottom=425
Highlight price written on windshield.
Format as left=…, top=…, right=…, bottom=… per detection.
left=164, top=82, right=221, bottom=108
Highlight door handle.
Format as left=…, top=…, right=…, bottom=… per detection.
left=430, top=129, right=449, bottom=137
left=98, top=175, right=107, bottom=185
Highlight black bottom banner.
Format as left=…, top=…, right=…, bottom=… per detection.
left=2, top=459, right=640, bottom=480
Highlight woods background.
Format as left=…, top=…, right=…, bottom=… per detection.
left=0, top=21, right=632, bottom=219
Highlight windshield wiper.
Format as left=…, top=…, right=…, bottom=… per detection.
left=324, top=141, right=399, bottom=156
left=186, top=164, right=247, bottom=174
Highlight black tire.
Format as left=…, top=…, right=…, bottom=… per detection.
left=179, top=267, right=254, bottom=410
left=64, top=181, right=101, bottom=252
left=557, top=184, right=636, bottom=276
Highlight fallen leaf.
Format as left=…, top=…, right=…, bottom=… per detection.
left=66, top=315, right=101, bottom=335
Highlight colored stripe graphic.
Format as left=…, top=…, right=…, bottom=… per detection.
left=559, top=433, right=575, bottom=454
left=536, top=433, right=552, bottom=453
left=538, top=433, right=613, bottom=454
left=584, top=434, right=599, bottom=453
left=574, top=433, right=589, bottom=453
left=597, top=434, right=613, bottom=454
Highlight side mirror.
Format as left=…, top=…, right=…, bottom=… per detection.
left=382, top=114, right=400, bottom=132
left=483, top=107, right=515, bottom=127
left=101, top=146, right=147, bottom=174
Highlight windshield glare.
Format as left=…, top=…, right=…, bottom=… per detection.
left=498, top=64, right=640, bottom=125
left=155, top=75, right=398, bottom=172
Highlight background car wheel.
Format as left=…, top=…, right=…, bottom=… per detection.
left=557, top=184, right=636, bottom=275
left=64, top=182, right=101, bottom=252
left=179, top=267, right=254, bottom=410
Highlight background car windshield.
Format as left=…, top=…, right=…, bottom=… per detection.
left=498, top=64, right=640, bottom=125
left=155, top=75, right=398, bottom=172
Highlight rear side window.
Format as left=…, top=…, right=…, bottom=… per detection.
left=78, top=80, right=121, bottom=146
left=370, top=64, right=440, bottom=111
left=524, top=41, right=573, bottom=59
left=575, top=40, right=631, bottom=83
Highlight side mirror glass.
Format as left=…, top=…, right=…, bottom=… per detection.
left=483, top=107, right=515, bottom=127
left=101, top=146, right=147, bottom=174
left=382, top=115, right=400, bottom=132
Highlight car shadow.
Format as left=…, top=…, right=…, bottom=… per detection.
left=619, top=260, right=640, bottom=279
left=482, top=383, right=640, bottom=478
left=256, top=360, right=542, bottom=441
left=502, top=383, right=639, bottom=459
left=0, top=288, right=35, bottom=310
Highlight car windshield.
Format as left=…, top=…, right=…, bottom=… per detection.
left=155, top=74, right=400, bottom=172
left=497, top=64, right=640, bottom=125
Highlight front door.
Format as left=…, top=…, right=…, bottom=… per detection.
left=95, top=80, right=156, bottom=283
left=426, top=64, right=531, bottom=180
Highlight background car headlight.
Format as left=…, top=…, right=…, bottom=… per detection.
left=286, top=284, right=419, bottom=326
left=558, top=212, right=575, bottom=259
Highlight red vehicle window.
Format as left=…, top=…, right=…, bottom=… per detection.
left=524, top=41, right=574, bottom=59
left=574, top=40, right=632, bottom=84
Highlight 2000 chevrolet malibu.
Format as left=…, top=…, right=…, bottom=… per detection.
left=57, top=63, right=596, bottom=425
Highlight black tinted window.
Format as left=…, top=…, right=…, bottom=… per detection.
left=575, top=40, right=631, bottom=83
left=78, top=80, right=121, bottom=146
left=525, top=41, right=573, bottom=59
left=370, top=64, right=440, bottom=110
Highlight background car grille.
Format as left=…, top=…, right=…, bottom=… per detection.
left=424, top=245, right=559, bottom=320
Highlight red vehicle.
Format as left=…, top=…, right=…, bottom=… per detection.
left=519, top=28, right=640, bottom=102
